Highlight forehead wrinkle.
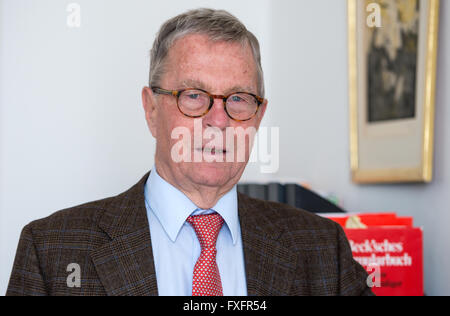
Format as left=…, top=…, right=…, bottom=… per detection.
left=179, top=79, right=256, bottom=96
left=167, top=35, right=259, bottom=95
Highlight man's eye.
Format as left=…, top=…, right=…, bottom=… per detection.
left=187, top=94, right=201, bottom=99
left=231, top=95, right=243, bottom=102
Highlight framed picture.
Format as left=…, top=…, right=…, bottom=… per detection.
left=348, top=0, right=440, bottom=183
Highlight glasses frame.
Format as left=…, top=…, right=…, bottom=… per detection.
left=150, top=87, right=265, bottom=122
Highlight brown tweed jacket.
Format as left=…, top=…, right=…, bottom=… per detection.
left=6, top=172, right=374, bottom=296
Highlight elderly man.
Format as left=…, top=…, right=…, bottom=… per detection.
left=7, top=9, right=373, bottom=296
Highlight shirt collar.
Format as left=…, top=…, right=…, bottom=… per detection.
left=144, top=167, right=239, bottom=245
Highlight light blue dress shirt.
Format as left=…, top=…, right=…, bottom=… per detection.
left=144, top=167, right=248, bottom=296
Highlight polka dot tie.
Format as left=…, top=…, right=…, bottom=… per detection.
left=186, top=213, right=224, bottom=296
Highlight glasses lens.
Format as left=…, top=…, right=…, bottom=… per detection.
left=178, top=90, right=211, bottom=117
left=226, top=93, right=258, bottom=121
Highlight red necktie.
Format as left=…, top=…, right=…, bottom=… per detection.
left=187, top=213, right=224, bottom=296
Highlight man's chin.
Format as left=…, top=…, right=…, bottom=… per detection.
left=184, top=162, right=238, bottom=187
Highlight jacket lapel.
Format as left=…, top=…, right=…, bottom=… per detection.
left=90, top=172, right=158, bottom=296
left=238, top=194, right=298, bottom=296
left=89, top=172, right=298, bottom=296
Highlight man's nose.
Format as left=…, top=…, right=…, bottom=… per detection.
left=203, top=98, right=230, bottom=130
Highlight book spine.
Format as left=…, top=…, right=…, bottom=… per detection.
left=237, top=184, right=249, bottom=195
left=267, top=183, right=286, bottom=203
left=247, top=184, right=268, bottom=200
left=285, top=184, right=297, bottom=208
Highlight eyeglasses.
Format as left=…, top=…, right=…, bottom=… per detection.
left=151, top=87, right=265, bottom=122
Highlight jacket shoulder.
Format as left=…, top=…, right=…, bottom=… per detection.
left=238, top=193, right=340, bottom=231
left=238, top=193, right=373, bottom=296
left=238, top=193, right=343, bottom=251
left=26, top=172, right=150, bottom=235
left=25, top=196, right=115, bottom=236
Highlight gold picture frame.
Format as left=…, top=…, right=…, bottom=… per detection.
left=348, top=0, right=440, bottom=183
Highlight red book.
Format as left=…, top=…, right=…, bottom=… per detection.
left=345, top=227, right=423, bottom=296
left=324, top=214, right=423, bottom=296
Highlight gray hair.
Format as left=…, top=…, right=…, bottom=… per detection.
left=149, top=8, right=265, bottom=97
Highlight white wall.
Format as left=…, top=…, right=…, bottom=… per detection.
left=0, top=0, right=272, bottom=295
left=1, top=0, right=449, bottom=296
left=266, top=0, right=450, bottom=296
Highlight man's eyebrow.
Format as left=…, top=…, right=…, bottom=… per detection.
left=224, top=85, right=257, bottom=95
left=180, top=79, right=210, bottom=91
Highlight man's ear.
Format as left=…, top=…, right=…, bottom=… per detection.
left=142, top=87, right=158, bottom=138
left=260, top=99, right=268, bottom=120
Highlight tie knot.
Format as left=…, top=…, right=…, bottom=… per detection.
left=187, top=213, right=224, bottom=249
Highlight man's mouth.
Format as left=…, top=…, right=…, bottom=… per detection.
left=196, top=147, right=227, bottom=155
